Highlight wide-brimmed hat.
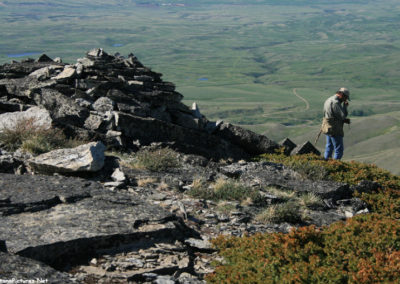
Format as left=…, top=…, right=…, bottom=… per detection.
left=337, top=87, right=350, bottom=100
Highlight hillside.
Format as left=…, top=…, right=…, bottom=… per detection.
left=1, top=1, right=400, bottom=174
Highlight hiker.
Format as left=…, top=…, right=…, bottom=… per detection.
left=321, top=87, right=351, bottom=160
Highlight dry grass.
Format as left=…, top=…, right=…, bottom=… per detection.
left=157, top=181, right=169, bottom=190
left=255, top=202, right=304, bottom=224
left=0, top=117, right=83, bottom=154
left=137, top=177, right=158, bottom=187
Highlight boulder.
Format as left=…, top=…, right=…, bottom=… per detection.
left=280, top=137, right=297, bottom=156
left=115, top=112, right=248, bottom=160
left=291, top=141, right=321, bottom=156
left=215, top=122, right=279, bottom=155
left=53, top=66, right=76, bottom=81
left=0, top=106, right=52, bottom=132
left=92, top=97, right=115, bottom=113
left=32, top=88, right=89, bottom=126
left=28, top=65, right=61, bottom=81
left=29, top=141, right=106, bottom=174
left=36, top=54, right=53, bottom=62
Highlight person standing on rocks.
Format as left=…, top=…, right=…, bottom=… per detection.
left=321, top=87, right=351, bottom=160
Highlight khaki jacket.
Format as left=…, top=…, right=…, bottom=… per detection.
left=321, top=95, right=348, bottom=137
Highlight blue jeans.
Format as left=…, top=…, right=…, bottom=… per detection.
left=324, top=135, right=344, bottom=160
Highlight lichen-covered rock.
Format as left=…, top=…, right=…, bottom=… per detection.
left=0, top=106, right=52, bottom=132
left=29, top=141, right=106, bottom=174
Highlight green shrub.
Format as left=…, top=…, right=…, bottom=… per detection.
left=0, top=117, right=74, bottom=154
left=207, top=214, right=400, bottom=283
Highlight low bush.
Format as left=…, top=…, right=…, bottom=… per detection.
left=207, top=214, right=400, bottom=283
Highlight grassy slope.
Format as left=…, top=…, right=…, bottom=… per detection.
left=1, top=0, right=400, bottom=173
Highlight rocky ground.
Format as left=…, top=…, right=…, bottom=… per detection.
left=0, top=49, right=372, bottom=283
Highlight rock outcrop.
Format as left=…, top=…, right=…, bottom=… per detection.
left=0, top=48, right=287, bottom=161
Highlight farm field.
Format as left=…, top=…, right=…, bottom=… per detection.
left=1, top=0, right=400, bottom=173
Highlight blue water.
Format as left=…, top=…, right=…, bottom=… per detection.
left=112, top=44, right=124, bottom=47
left=7, top=52, right=41, bottom=58
left=198, top=77, right=209, bottom=81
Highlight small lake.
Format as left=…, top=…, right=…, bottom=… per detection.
left=7, top=52, right=41, bottom=58
left=198, top=77, right=209, bottom=81
left=112, top=44, right=124, bottom=47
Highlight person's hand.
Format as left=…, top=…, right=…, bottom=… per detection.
left=344, top=118, right=351, bottom=124
left=344, top=100, right=349, bottom=106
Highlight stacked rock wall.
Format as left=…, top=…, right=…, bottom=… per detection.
left=0, top=48, right=279, bottom=160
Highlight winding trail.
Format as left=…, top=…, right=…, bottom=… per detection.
left=262, top=88, right=310, bottom=117
left=293, top=88, right=310, bottom=111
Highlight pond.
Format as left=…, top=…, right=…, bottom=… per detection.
left=7, top=52, right=41, bottom=58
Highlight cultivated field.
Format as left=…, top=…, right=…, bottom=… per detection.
left=1, top=0, right=399, bottom=173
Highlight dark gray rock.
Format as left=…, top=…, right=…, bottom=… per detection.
left=0, top=252, right=76, bottom=283
left=0, top=240, right=6, bottom=252
left=0, top=154, right=23, bottom=174
left=280, top=137, right=297, bottom=156
left=291, top=141, right=321, bottom=156
left=215, top=123, right=279, bottom=155
left=32, top=88, right=89, bottom=126
left=115, top=112, right=248, bottom=160
left=0, top=173, right=102, bottom=216
left=350, top=180, right=380, bottom=194
left=37, top=54, right=54, bottom=62
left=0, top=189, right=187, bottom=268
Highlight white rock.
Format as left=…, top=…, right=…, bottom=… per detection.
left=111, top=168, right=126, bottom=182
left=191, top=102, right=202, bottom=118
left=345, top=211, right=354, bottom=218
left=29, top=141, right=106, bottom=174
left=0, top=107, right=52, bottom=132
left=53, top=66, right=76, bottom=80
left=29, top=65, right=62, bottom=81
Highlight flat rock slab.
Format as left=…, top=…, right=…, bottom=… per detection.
left=220, top=162, right=351, bottom=201
left=0, top=173, right=103, bottom=216
left=29, top=141, right=106, bottom=174
left=0, top=252, right=76, bottom=283
left=0, top=174, right=185, bottom=268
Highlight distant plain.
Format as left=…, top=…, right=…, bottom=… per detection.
left=1, top=0, right=400, bottom=174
